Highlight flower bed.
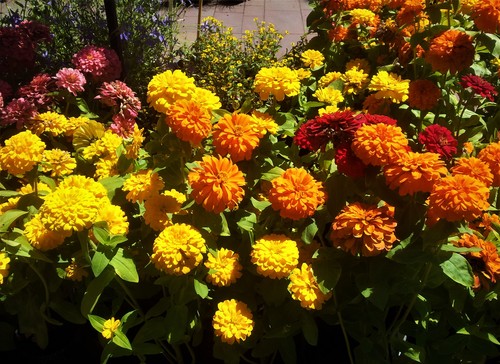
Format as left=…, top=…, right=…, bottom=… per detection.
left=1, top=0, right=500, bottom=363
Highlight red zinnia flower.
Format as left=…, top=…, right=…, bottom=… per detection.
left=0, top=98, right=37, bottom=129
left=334, top=141, right=367, bottom=178
left=17, top=73, right=54, bottom=109
left=418, top=124, right=457, bottom=159
left=460, top=74, right=498, bottom=102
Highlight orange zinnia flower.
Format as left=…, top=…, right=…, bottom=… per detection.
left=330, top=202, right=398, bottom=257
left=478, top=141, right=500, bottom=186
left=470, top=213, right=500, bottom=236
left=212, top=113, right=262, bottom=162
left=383, top=152, right=448, bottom=196
left=166, top=99, right=212, bottom=146
left=425, top=29, right=474, bottom=74
left=268, top=168, right=326, bottom=220
left=427, top=174, right=490, bottom=225
left=408, top=79, right=441, bottom=111
left=472, top=0, right=500, bottom=33
left=352, top=123, right=409, bottom=166
left=451, top=157, right=493, bottom=188
left=188, top=155, right=246, bottom=214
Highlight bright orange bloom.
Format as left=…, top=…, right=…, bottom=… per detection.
left=188, top=155, right=246, bottom=214
left=427, top=174, right=490, bottom=225
left=212, top=113, right=261, bottom=162
left=383, top=152, right=448, bottom=196
left=268, top=168, right=326, bottom=220
left=472, top=0, right=500, bottom=33
left=425, top=30, right=474, bottom=74
left=166, top=99, right=212, bottom=146
left=330, top=202, right=398, bottom=256
left=352, top=123, right=409, bottom=166
left=408, top=79, right=441, bottom=111
left=451, top=157, right=493, bottom=188
left=478, top=141, right=500, bottom=186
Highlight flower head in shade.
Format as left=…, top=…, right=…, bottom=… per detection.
left=188, top=155, right=245, bottom=214
left=55, top=68, right=86, bottom=96
left=418, top=124, right=457, bottom=159
left=268, top=168, right=326, bottom=220
left=478, top=141, right=500, bottom=186
left=65, top=259, right=89, bottom=282
left=250, top=234, right=299, bottom=279
left=352, top=123, right=409, bottom=166
left=254, top=66, right=300, bottom=101
left=330, top=202, right=398, bottom=256
left=205, top=248, right=243, bottom=286
left=0, top=130, right=45, bottom=175
left=251, top=111, right=278, bottom=136
left=143, top=190, right=186, bottom=231
left=383, top=152, right=448, bottom=196
left=350, top=8, right=378, bottom=26
left=31, top=111, right=70, bottom=136
left=319, top=72, right=342, bottom=88
left=0, top=252, right=10, bottom=285
left=425, top=30, right=474, bottom=74
left=166, top=99, right=212, bottom=146
left=109, top=114, right=136, bottom=138
left=24, top=214, right=70, bottom=251
left=408, top=79, right=441, bottom=110
left=72, top=45, right=122, bottom=82
left=151, top=223, right=206, bottom=275
left=212, top=112, right=262, bottom=162
left=17, top=73, right=54, bottom=108
left=0, top=98, right=36, bottom=129
left=460, top=74, right=498, bottom=102
left=41, top=149, right=77, bottom=177
left=368, top=71, right=410, bottom=103
left=102, top=318, right=120, bottom=340
left=427, top=175, right=490, bottom=225
left=288, top=263, right=332, bottom=310
left=95, top=202, right=129, bottom=236
left=334, top=141, right=368, bottom=179
left=147, top=70, right=197, bottom=114
left=451, top=157, right=493, bottom=188
left=362, top=94, right=392, bottom=115
left=0, top=26, right=35, bottom=72
left=340, top=67, right=370, bottom=95
left=213, top=299, right=254, bottom=344
left=470, top=213, right=500, bottom=236
left=472, top=0, right=500, bottom=33
left=301, top=49, right=325, bottom=69
left=122, top=170, right=165, bottom=203
left=455, top=233, right=500, bottom=289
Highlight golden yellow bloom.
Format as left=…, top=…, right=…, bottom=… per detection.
left=251, top=111, right=278, bottom=136
left=31, top=111, right=69, bottom=136
left=81, top=130, right=122, bottom=161
left=213, top=299, right=254, bottom=344
left=188, top=155, right=246, bottom=214
left=313, top=87, right=344, bottom=105
left=254, top=66, right=300, bottom=101
left=122, top=170, right=165, bottom=203
left=205, top=248, right=243, bottom=286
left=383, top=152, right=448, bottom=196
left=39, top=187, right=101, bottom=233
left=41, top=149, right=77, bottom=177
left=427, top=175, right=490, bottom=225
left=143, top=190, right=186, bottom=231
left=451, top=157, right=493, bottom=188
left=318, top=105, right=341, bottom=115
left=147, top=69, right=197, bottom=114
left=250, top=234, right=299, bottom=279
left=350, top=8, right=378, bottom=25
left=66, top=116, right=92, bottom=137
left=124, top=124, right=144, bottom=159
left=0, top=130, right=45, bottom=175
left=331, top=202, right=398, bottom=256
left=166, top=99, right=212, bottom=146
left=288, top=263, right=332, bottom=310
left=341, top=67, right=370, bottom=94
left=478, top=141, right=500, bottom=186
left=191, top=87, right=222, bottom=112
left=213, top=112, right=262, bottom=162
left=352, top=123, right=409, bottom=166
left=24, top=214, right=70, bottom=251
left=95, top=202, right=129, bottom=236
left=65, top=259, right=88, bottom=282
left=368, top=71, right=410, bottom=103
left=301, top=49, right=325, bottom=69
left=296, top=68, right=312, bottom=80
left=346, top=58, right=371, bottom=73
left=319, top=72, right=342, bottom=88
left=58, top=175, right=108, bottom=200
left=102, top=317, right=120, bottom=340
left=0, top=252, right=10, bottom=285
left=268, top=168, right=326, bottom=220
left=151, top=223, right=206, bottom=275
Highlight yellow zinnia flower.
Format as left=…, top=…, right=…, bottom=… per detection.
left=0, top=252, right=10, bottom=285
left=313, top=87, right=344, bottom=105
left=24, top=214, right=71, bottom=251
left=0, top=130, right=45, bottom=175
left=250, top=234, right=299, bottom=279
left=213, top=299, right=254, bottom=344
left=41, top=149, right=77, bottom=177
left=301, top=49, right=325, bottom=69
left=147, top=69, right=197, bottom=114
left=368, top=71, right=410, bottom=103
left=288, top=263, right=332, bottom=310
left=143, top=190, right=186, bottom=231
left=122, top=169, right=165, bottom=203
left=205, top=248, right=243, bottom=287
left=65, top=259, right=89, bottom=282
left=30, top=111, right=70, bottom=136
left=254, top=66, right=300, bottom=101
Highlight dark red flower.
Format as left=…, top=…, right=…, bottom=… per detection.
left=418, top=124, right=458, bottom=159
left=0, top=79, right=13, bottom=102
left=0, top=26, right=35, bottom=71
left=460, top=74, right=498, bottom=102
left=0, top=98, right=37, bottom=129
left=17, top=73, right=55, bottom=109
left=17, top=20, right=51, bottom=44
left=334, top=141, right=367, bottom=178
left=349, top=113, right=398, bottom=136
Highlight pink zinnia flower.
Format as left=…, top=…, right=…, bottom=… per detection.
left=96, top=80, right=141, bottom=119
left=335, top=141, right=367, bottom=178
left=72, top=45, right=122, bottom=82
left=55, top=68, right=86, bottom=96
left=110, top=113, right=136, bottom=137
left=0, top=98, right=37, bottom=129
left=418, top=124, right=458, bottom=159
left=460, top=74, right=498, bottom=102
left=17, top=73, right=54, bottom=109
left=17, top=20, right=51, bottom=44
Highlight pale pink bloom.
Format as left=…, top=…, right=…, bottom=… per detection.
left=55, top=68, right=86, bottom=96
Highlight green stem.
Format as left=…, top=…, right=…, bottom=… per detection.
left=334, top=295, right=354, bottom=364
left=116, top=277, right=144, bottom=317
left=29, top=262, right=50, bottom=307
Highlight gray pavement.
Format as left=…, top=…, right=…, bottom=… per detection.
left=178, top=0, right=313, bottom=53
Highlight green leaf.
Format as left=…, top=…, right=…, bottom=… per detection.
left=133, top=317, right=168, bottom=344
left=312, top=259, right=342, bottom=294
left=237, top=212, right=257, bottom=232
left=301, top=313, right=318, bottom=346
left=0, top=190, right=20, bottom=198
left=88, top=314, right=106, bottom=332
left=99, top=175, right=126, bottom=200
left=301, top=219, right=318, bottom=244
left=0, top=210, right=27, bottom=232
left=250, top=197, right=271, bottom=211
left=261, top=167, right=285, bottom=181
left=110, top=248, right=139, bottom=283
left=113, top=330, right=132, bottom=350
left=49, top=298, right=86, bottom=324
left=81, top=266, right=115, bottom=317
left=165, top=305, right=188, bottom=344
left=193, top=278, right=209, bottom=299
left=2, top=236, right=52, bottom=263
left=91, top=249, right=110, bottom=277
left=439, top=253, right=474, bottom=287
left=92, top=225, right=110, bottom=245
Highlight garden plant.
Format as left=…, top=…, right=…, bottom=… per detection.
left=1, top=0, right=500, bottom=363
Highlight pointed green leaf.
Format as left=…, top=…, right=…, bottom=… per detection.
left=88, top=314, right=106, bottom=332
left=112, top=330, right=132, bottom=350
left=110, top=248, right=139, bottom=283
left=91, top=249, right=110, bottom=277
left=301, top=313, right=318, bottom=346
left=0, top=210, right=27, bottom=232
left=81, top=266, right=115, bottom=317
left=194, top=278, right=209, bottom=299
left=439, top=253, right=474, bottom=287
